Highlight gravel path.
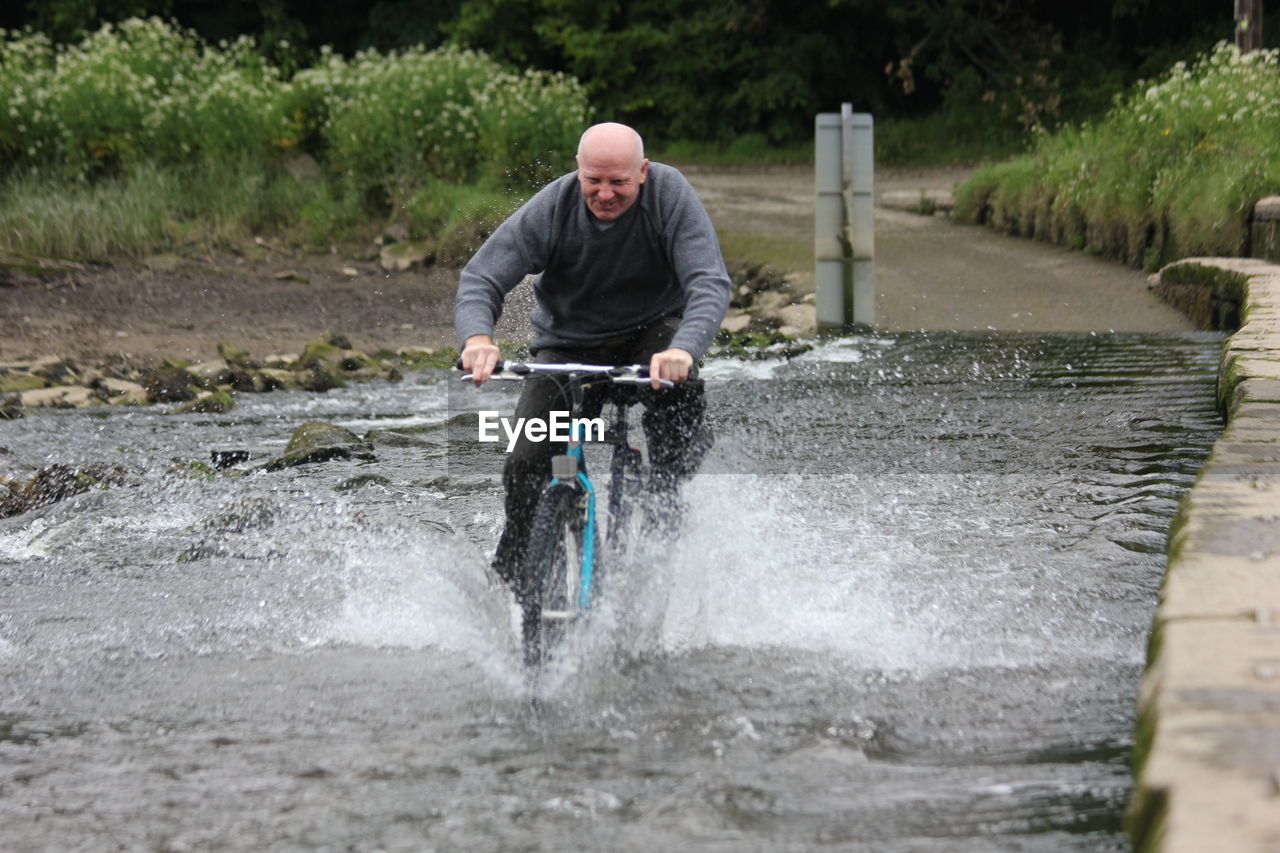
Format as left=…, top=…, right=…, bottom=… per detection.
left=685, top=163, right=1196, bottom=333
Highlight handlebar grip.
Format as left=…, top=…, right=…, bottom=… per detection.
left=456, top=357, right=505, bottom=372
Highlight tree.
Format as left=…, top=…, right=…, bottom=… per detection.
left=448, top=0, right=898, bottom=144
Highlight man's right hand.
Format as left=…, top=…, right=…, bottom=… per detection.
left=460, top=334, right=502, bottom=384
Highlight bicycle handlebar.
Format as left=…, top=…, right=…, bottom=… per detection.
left=457, top=359, right=675, bottom=388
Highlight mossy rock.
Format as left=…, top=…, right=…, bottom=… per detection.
left=172, top=389, right=235, bottom=414
left=338, top=352, right=374, bottom=371
left=293, top=340, right=343, bottom=371
left=262, top=420, right=376, bottom=470
left=710, top=328, right=813, bottom=360
left=0, top=373, right=47, bottom=393
left=0, top=463, right=128, bottom=519
left=217, top=341, right=257, bottom=368
left=397, top=347, right=461, bottom=369
left=297, top=366, right=345, bottom=392
left=144, top=366, right=200, bottom=403
left=170, top=459, right=219, bottom=480
left=257, top=368, right=299, bottom=391
left=293, top=338, right=374, bottom=375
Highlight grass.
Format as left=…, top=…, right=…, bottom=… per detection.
left=953, top=42, right=1280, bottom=270
left=651, top=134, right=812, bottom=167
left=0, top=161, right=326, bottom=258
left=716, top=228, right=812, bottom=279
left=876, top=106, right=1031, bottom=167
left=0, top=160, right=523, bottom=260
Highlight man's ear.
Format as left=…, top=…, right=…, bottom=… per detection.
left=638, top=159, right=650, bottom=183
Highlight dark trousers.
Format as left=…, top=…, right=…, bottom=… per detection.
left=492, top=316, right=710, bottom=581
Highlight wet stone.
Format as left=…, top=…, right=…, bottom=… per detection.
left=262, top=421, right=376, bottom=470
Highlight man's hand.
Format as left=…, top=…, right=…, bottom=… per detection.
left=649, top=347, right=694, bottom=389
left=460, top=334, right=502, bottom=384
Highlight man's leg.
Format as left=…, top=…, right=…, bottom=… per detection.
left=490, top=372, right=565, bottom=588
left=625, top=316, right=714, bottom=491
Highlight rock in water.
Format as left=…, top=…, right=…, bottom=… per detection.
left=263, top=421, right=377, bottom=470
left=0, top=463, right=128, bottom=518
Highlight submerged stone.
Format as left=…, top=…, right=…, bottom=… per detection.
left=262, top=421, right=376, bottom=470
left=0, top=463, right=128, bottom=519
left=336, top=473, right=392, bottom=492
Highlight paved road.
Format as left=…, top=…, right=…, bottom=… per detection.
left=684, top=164, right=1196, bottom=333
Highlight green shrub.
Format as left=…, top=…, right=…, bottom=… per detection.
left=0, top=17, right=590, bottom=258
left=299, top=44, right=585, bottom=207
left=0, top=18, right=288, bottom=176
left=956, top=42, right=1280, bottom=268
left=402, top=180, right=524, bottom=263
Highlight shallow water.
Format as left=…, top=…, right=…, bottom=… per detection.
left=0, top=331, right=1222, bottom=851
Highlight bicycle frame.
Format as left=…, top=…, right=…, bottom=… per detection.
left=461, top=361, right=670, bottom=620
left=547, top=422, right=599, bottom=610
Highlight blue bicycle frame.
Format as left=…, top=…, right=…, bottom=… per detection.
left=547, top=422, right=599, bottom=611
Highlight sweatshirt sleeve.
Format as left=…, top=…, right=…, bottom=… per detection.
left=453, top=181, right=559, bottom=347
left=658, top=168, right=732, bottom=360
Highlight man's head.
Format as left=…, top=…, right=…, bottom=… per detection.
left=576, top=122, right=648, bottom=221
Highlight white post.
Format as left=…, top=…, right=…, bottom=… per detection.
left=814, top=113, right=846, bottom=332
left=845, top=106, right=875, bottom=329
left=815, top=104, right=875, bottom=332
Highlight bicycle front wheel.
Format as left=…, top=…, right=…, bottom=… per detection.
left=519, top=482, right=588, bottom=669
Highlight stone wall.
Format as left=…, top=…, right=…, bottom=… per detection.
left=1131, top=253, right=1280, bottom=852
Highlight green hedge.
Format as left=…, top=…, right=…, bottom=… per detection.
left=954, top=42, right=1280, bottom=271
left=0, top=17, right=587, bottom=257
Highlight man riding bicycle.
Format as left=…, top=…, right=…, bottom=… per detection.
left=455, top=122, right=731, bottom=590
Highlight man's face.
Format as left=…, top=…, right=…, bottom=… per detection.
left=577, top=155, right=648, bottom=221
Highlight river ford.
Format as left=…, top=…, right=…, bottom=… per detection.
left=0, top=330, right=1222, bottom=851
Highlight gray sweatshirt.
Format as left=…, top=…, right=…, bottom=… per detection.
left=454, top=162, right=731, bottom=361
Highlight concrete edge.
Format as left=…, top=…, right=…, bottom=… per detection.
left=1129, top=257, right=1280, bottom=853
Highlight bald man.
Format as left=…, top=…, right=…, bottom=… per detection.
left=455, top=122, right=732, bottom=591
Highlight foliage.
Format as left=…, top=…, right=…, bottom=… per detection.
left=0, top=16, right=586, bottom=257
left=0, top=18, right=304, bottom=175
left=7, top=0, right=1251, bottom=148
left=448, top=0, right=896, bottom=145
left=876, top=102, right=1030, bottom=166
left=0, top=159, right=318, bottom=257
left=954, top=42, right=1280, bottom=268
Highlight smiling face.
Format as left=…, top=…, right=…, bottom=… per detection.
left=576, top=123, right=649, bottom=221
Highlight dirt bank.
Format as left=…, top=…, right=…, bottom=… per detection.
left=0, top=164, right=1194, bottom=372
left=0, top=249, right=459, bottom=368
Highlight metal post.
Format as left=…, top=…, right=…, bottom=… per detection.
left=814, top=113, right=846, bottom=333
left=844, top=106, right=875, bottom=329
left=1237, top=0, right=1264, bottom=52
left=815, top=104, right=875, bottom=333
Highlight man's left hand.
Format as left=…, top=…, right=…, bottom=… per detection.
left=649, top=348, right=694, bottom=389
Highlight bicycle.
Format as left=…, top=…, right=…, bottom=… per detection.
left=460, top=361, right=675, bottom=669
